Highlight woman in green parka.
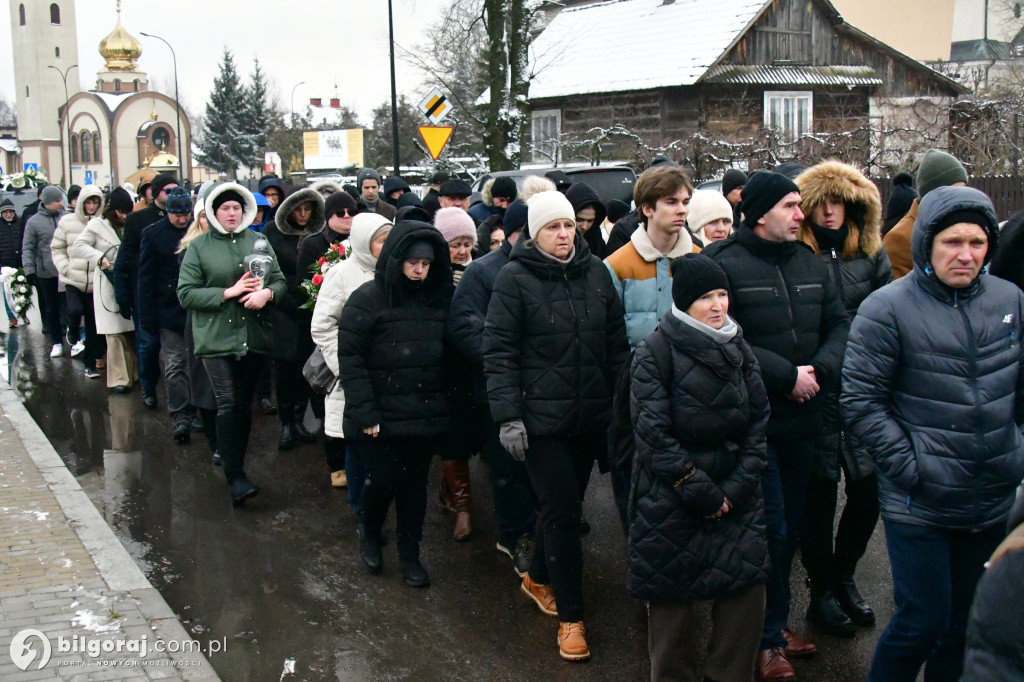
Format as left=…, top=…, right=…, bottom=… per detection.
left=177, top=182, right=287, bottom=506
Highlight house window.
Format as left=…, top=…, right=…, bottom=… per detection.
left=80, top=131, right=91, bottom=163
left=531, top=109, right=561, bottom=163
left=19, top=4, right=25, bottom=26
left=50, top=4, right=60, bottom=24
left=764, top=91, right=813, bottom=143
left=92, top=132, right=101, bottom=163
left=70, top=134, right=78, bottom=163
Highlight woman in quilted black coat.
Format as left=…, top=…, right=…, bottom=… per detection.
left=338, top=220, right=453, bottom=589
left=629, top=253, right=770, bottom=682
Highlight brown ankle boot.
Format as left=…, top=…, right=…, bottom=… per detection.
left=442, top=460, right=473, bottom=541
left=557, top=622, right=590, bottom=661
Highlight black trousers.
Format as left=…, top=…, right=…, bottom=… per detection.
left=524, top=435, right=599, bottom=623
left=65, top=287, right=104, bottom=370
left=800, top=468, right=880, bottom=588
left=274, top=359, right=311, bottom=427
left=202, top=354, right=261, bottom=484
left=36, top=276, right=63, bottom=345
left=356, top=437, right=436, bottom=560
left=325, top=435, right=346, bottom=472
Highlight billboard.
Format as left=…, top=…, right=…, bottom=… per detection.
left=303, top=129, right=364, bottom=170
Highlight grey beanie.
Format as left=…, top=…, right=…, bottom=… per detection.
left=40, top=185, right=64, bottom=206
left=917, top=149, right=968, bottom=199
left=357, top=168, right=381, bottom=190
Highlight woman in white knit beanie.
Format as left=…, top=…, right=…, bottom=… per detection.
left=687, top=189, right=734, bottom=245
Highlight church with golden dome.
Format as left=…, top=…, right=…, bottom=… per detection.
left=8, top=1, right=192, bottom=189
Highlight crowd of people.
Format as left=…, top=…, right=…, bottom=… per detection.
left=2, top=150, right=1023, bottom=682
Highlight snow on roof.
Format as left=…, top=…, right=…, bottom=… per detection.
left=528, top=0, right=770, bottom=99
left=92, top=91, right=133, bottom=113
left=0, top=138, right=20, bottom=154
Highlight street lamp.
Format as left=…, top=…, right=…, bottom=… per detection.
left=139, top=32, right=184, bottom=181
left=48, top=64, right=77, bottom=186
left=290, top=81, right=306, bottom=127
left=388, top=0, right=400, bottom=177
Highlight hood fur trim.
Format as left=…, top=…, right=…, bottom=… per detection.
left=205, top=182, right=257, bottom=235
left=796, top=160, right=882, bottom=257
left=275, top=187, right=326, bottom=236
left=310, top=180, right=343, bottom=198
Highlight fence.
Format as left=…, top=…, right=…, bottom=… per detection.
left=874, top=176, right=1024, bottom=222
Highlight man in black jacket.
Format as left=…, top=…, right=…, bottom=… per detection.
left=703, top=171, right=849, bottom=681
left=137, top=188, right=193, bottom=443
left=114, top=172, right=178, bottom=409
left=447, top=200, right=537, bottom=575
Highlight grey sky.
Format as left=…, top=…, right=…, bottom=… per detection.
left=0, top=0, right=452, bottom=124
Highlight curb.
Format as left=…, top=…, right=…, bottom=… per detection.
left=0, top=381, right=221, bottom=680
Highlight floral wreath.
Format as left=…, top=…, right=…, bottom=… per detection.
left=1, top=267, right=34, bottom=320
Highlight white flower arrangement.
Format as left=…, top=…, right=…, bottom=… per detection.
left=0, top=168, right=49, bottom=192
left=1, top=266, right=33, bottom=320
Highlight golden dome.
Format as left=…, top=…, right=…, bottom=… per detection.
left=99, top=3, right=142, bottom=72
left=147, top=152, right=179, bottom=168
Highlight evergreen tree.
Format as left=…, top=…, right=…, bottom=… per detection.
left=365, top=96, right=422, bottom=170
left=238, top=57, right=270, bottom=172
left=197, top=48, right=246, bottom=176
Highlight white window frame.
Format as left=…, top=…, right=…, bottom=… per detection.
left=531, top=109, right=561, bottom=163
left=763, top=91, right=813, bottom=144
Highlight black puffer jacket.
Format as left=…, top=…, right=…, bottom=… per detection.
left=263, top=187, right=325, bottom=361
left=0, top=204, right=23, bottom=269
left=842, top=186, right=1024, bottom=531
left=114, top=201, right=165, bottom=316
left=337, top=221, right=453, bottom=440
left=483, top=235, right=629, bottom=435
left=628, top=313, right=770, bottom=602
left=565, top=183, right=608, bottom=259
left=447, top=238, right=514, bottom=404
left=702, top=225, right=850, bottom=438
left=796, top=160, right=892, bottom=480
left=137, top=217, right=189, bottom=335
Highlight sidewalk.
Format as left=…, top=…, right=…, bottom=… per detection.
left=0, top=381, right=221, bottom=681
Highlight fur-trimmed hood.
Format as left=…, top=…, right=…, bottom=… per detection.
left=274, top=187, right=326, bottom=236
left=796, top=160, right=882, bottom=258
left=310, top=180, right=343, bottom=198
left=204, top=182, right=258, bottom=235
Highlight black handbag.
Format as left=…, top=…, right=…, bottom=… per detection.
left=302, top=347, right=337, bottom=395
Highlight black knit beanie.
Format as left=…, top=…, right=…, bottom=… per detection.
left=325, top=190, right=357, bottom=217
left=107, top=187, right=134, bottom=214
left=721, top=169, right=747, bottom=197
left=671, top=253, right=730, bottom=312
left=503, top=199, right=529, bottom=235
left=212, top=190, right=245, bottom=213
left=740, top=171, right=800, bottom=229
left=606, top=199, right=630, bottom=224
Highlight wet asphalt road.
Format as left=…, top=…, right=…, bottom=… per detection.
left=2, top=321, right=893, bottom=681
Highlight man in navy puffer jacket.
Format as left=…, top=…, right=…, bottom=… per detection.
left=842, top=185, right=1024, bottom=682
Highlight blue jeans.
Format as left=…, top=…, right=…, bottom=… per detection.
left=761, top=436, right=817, bottom=650
left=132, top=310, right=161, bottom=391
left=867, top=520, right=1004, bottom=682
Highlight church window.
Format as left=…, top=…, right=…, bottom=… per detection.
left=18, top=4, right=25, bottom=26
left=50, top=4, right=60, bottom=25
left=70, top=134, right=78, bottom=163
left=114, top=79, right=121, bottom=92
left=25, top=86, right=29, bottom=97
left=92, top=132, right=101, bottom=163
left=81, top=131, right=91, bottom=163
left=153, top=128, right=170, bottom=151
left=133, top=79, right=140, bottom=91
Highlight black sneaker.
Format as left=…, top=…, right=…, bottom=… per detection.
left=190, top=416, right=205, bottom=432
left=211, top=451, right=222, bottom=466
left=173, top=423, right=191, bottom=445
left=84, top=367, right=101, bottom=379
left=497, top=535, right=535, bottom=577
left=142, top=389, right=158, bottom=410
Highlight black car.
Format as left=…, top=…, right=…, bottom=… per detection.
left=471, top=165, right=636, bottom=207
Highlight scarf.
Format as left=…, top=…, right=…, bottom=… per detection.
left=671, top=304, right=738, bottom=344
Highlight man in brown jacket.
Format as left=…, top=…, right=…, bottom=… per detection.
left=883, top=149, right=968, bottom=278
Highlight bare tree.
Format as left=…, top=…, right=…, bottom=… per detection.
left=0, top=96, right=16, bottom=127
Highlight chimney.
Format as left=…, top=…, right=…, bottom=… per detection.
left=309, top=97, right=322, bottom=107
left=330, top=98, right=341, bottom=109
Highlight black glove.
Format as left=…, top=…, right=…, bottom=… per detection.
left=26, top=273, right=37, bottom=288
left=119, top=306, right=133, bottom=321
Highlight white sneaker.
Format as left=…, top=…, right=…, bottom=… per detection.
left=50, top=344, right=64, bottom=358
left=70, top=340, right=86, bottom=357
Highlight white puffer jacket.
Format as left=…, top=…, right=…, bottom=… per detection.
left=52, top=186, right=104, bottom=293
left=71, top=216, right=134, bottom=335
left=310, top=213, right=392, bottom=438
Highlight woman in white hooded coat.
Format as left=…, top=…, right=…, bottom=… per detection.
left=310, top=212, right=392, bottom=501
left=71, top=188, right=138, bottom=391
left=52, top=185, right=105, bottom=375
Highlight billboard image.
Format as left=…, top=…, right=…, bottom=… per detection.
left=303, top=129, right=364, bottom=170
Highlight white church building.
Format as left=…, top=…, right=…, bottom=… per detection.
left=8, top=1, right=192, bottom=188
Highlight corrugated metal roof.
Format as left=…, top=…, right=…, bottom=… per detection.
left=527, top=0, right=770, bottom=99
left=702, top=65, right=883, bottom=86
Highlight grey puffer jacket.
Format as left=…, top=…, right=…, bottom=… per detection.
left=22, top=206, right=66, bottom=278
left=841, top=186, right=1024, bottom=531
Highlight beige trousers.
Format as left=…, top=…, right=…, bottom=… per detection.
left=105, top=332, right=138, bottom=389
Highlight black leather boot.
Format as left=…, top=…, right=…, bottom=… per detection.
left=278, top=424, right=299, bottom=451
left=834, top=571, right=875, bottom=626
left=360, top=533, right=383, bottom=574
left=806, top=585, right=856, bottom=637
left=293, top=404, right=317, bottom=443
